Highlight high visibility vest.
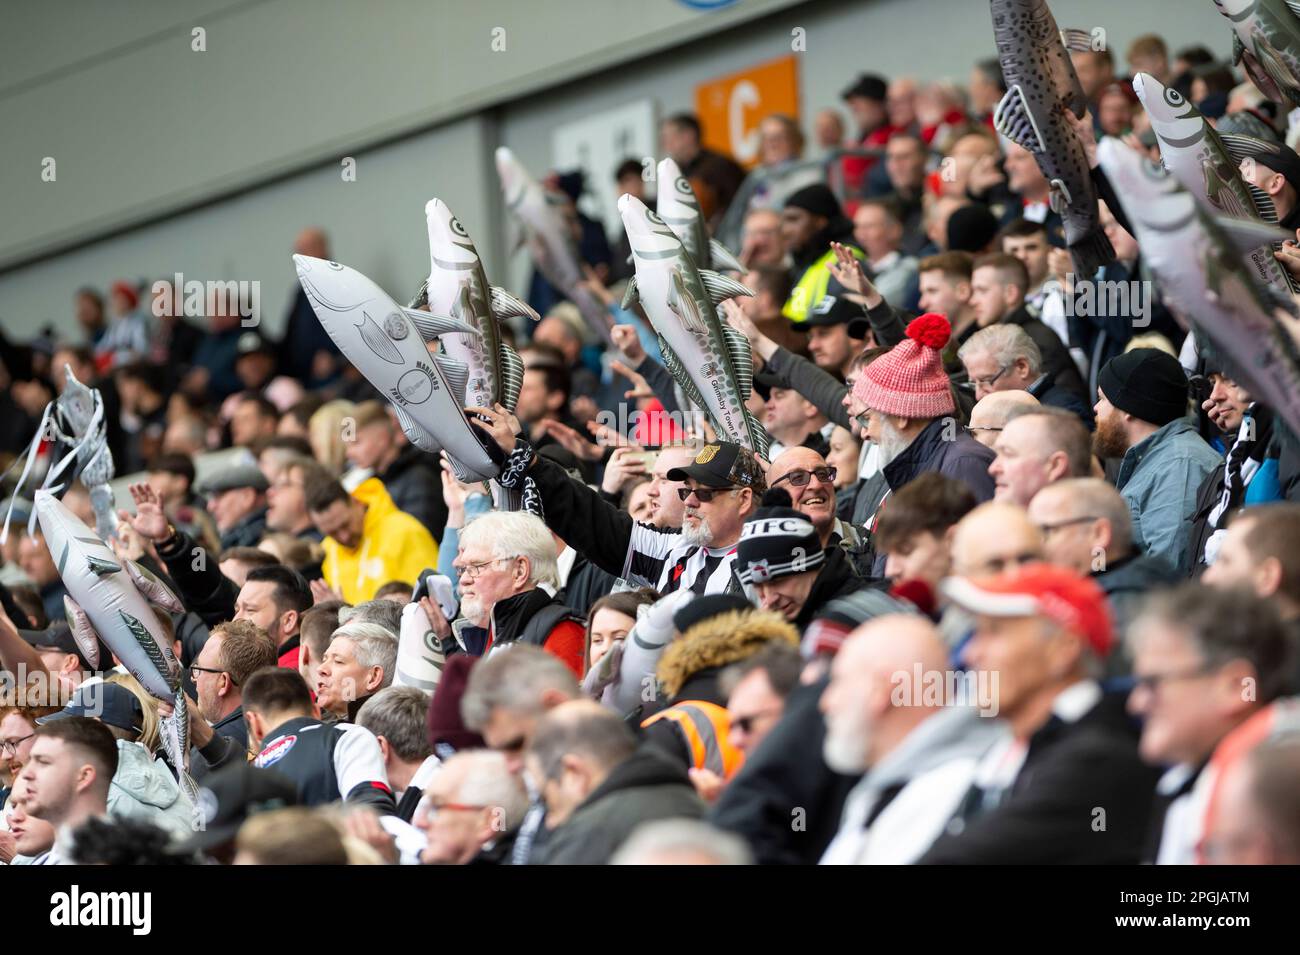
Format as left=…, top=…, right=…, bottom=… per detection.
left=783, top=245, right=866, bottom=322
left=642, top=699, right=745, bottom=779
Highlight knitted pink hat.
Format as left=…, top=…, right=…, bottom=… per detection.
left=854, top=313, right=955, bottom=419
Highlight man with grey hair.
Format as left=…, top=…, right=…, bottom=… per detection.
left=1028, top=477, right=1180, bottom=639
left=1126, top=586, right=1294, bottom=863
left=460, top=644, right=580, bottom=864
left=611, top=818, right=753, bottom=865
left=526, top=700, right=702, bottom=865
left=919, top=563, right=1159, bottom=863
left=315, top=622, right=399, bottom=720
left=966, top=390, right=1039, bottom=448
left=338, top=598, right=403, bottom=637
left=357, top=686, right=438, bottom=821
left=959, top=323, right=1092, bottom=423
left=988, top=406, right=1094, bottom=507
left=414, top=750, right=528, bottom=865
left=453, top=510, right=585, bottom=678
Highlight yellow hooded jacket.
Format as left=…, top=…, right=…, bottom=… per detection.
left=321, top=477, right=439, bottom=603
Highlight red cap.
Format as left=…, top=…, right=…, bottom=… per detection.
left=940, top=563, right=1114, bottom=657
left=110, top=280, right=139, bottom=310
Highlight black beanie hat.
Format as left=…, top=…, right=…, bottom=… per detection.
left=672, top=594, right=754, bottom=634
left=946, top=204, right=1000, bottom=254
left=784, top=184, right=842, bottom=221
left=735, top=506, right=826, bottom=586
left=1098, top=348, right=1189, bottom=426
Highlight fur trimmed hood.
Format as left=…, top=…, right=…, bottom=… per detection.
left=656, top=609, right=799, bottom=700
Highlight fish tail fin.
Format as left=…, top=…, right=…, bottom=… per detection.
left=1068, top=226, right=1116, bottom=277
left=490, top=479, right=523, bottom=512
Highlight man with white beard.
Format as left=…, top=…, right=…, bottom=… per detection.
left=818, top=615, right=1004, bottom=864
left=472, top=402, right=764, bottom=598
left=850, top=313, right=995, bottom=503
left=453, top=511, right=587, bottom=679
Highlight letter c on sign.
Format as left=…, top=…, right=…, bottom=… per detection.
left=729, top=80, right=761, bottom=165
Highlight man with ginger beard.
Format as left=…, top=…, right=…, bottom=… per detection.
left=1092, top=349, right=1219, bottom=575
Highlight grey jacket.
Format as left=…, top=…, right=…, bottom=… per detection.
left=1114, top=418, right=1221, bottom=575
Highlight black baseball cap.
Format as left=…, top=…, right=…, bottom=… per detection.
left=174, top=762, right=300, bottom=854
left=666, top=441, right=766, bottom=491
left=1248, top=140, right=1300, bottom=194
left=21, top=623, right=107, bottom=672
left=801, top=294, right=865, bottom=330
left=37, top=680, right=144, bottom=735
left=235, top=331, right=274, bottom=358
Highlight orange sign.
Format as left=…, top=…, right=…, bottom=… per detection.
left=695, top=55, right=800, bottom=170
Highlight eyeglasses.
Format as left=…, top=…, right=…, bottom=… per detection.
left=458, top=556, right=516, bottom=580
left=772, top=466, right=837, bottom=489
left=1131, top=664, right=1213, bottom=695
left=0, top=734, right=34, bottom=755
left=731, top=709, right=782, bottom=735
left=1035, top=515, right=1099, bottom=536
left=971, top=365, right=1011, bottom=390
left=977, top=552, right=1041, bottom=575
left=413, top=795, right=492, bottom=824
left=677, top=486, right=739, bottom=503
left=967, top=426, right=1002, bottom=434
left=190, top=665, right=233, bottom=685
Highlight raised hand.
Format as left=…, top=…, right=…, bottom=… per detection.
left=310, top=578, right=344, bottom=604
left=119, top=482, right=170, bottom=542
left=1066, top=109, right=1099, bottom=169
left=610, top=359, right=654, bottom=401
left=610, top=324, right=647, bottom=365
left=586, top=420, right=640, bottom=451
left=466, top=404, right=521, bottom=457
left=419, top=595, right=452, bottom=641
left=600, top=446, right=652, bottom=496
left=533, top=418, right=605, bottom=462
left=967, top=152, right=1006, bottom=194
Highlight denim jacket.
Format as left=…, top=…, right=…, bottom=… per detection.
left=1115, top=418, right=1221, bottom=575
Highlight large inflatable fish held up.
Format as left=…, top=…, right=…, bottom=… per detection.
left=1215, top=0, right=1300, bottom=107
left=620, top=195, right=770, bottom=457
left=1098, top=136, right=1300, bottom=439
left=293, top=255, right=501, bottom=484
left=33, top=489, right=197, bottom=803
left=494, top=146, right=616, bottom=349
left=1133, top=71, right=1299, bottom=298
left=989, top=0, right=1115, bottom=275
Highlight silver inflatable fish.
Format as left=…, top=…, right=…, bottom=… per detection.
left=1216, top=0, right=1300, bottom=107
left=1098, top=136, right=1300, bottom=437
left=619, top=195, right=770, bottom=457
left=989, top=0, right=1115, bottom=274
left=1133, top=71, right=1299, bottom=297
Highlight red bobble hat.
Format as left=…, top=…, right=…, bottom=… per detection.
left=854, top=313, right=955, bottom=419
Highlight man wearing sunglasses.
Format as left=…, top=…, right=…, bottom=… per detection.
left=473, top=402, right=764, bottom=597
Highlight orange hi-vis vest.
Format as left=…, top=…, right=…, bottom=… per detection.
left=642, top=700, right=745, bottom=779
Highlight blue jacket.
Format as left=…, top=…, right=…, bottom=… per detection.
left=1115, top=418, right=1221, bottom=575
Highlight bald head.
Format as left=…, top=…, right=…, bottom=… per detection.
left=294, top=228, right=329, bottom=259
left=767, top=446, right=837, bottom=542
left=968, top=390, right=1039, bottom=448
left=821, top=615, right=950, bottom=773
left=951, top=502, right=1043, bottom=578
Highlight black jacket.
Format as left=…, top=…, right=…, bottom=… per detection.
left=1094, top=551, right=1180, bottom=641
left=192, top=706, right=250, bottom=781
left=794, top=547, right=868, bottom=629
left=1027, top=372, right=1094, bottom=427
left=156, top=528, right=237, bottom=629
left=376, top=445, right=449, bottom=541
left=537, top=747, right=704, bottom=864
left=916, top=690, right=1160, bottom=864
left=709, top=675, right=860, bottom=864
left=219, top=507, right=268, bottom=550
left=254, top=715, right=396, bottom=814
left=882, top=416, right=996, bottom=501
left=1002, top=305, right=1086, bottom=399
